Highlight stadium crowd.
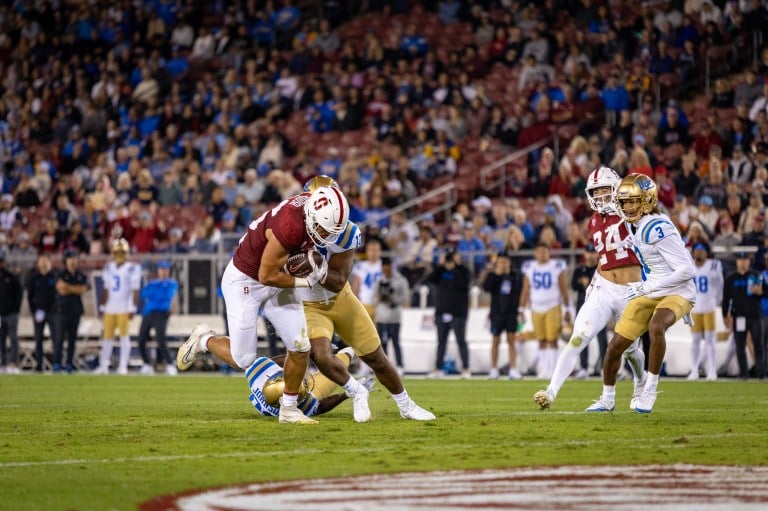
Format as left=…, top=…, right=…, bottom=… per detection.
left=0, top=0, right=767, bottom=284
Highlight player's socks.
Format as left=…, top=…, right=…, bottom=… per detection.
left=625, top=345, right=646, bottom=382
left=198, top=332, right=214, bottom=352
left=691, top=332, right=703, bottom=375
left=704, top=331, right=717, bottom=376
left=644, top=372, right=659, bottom=393
left=391, top=390, right=410, bottom=408
left=281, top=393, right=298, bottom=408
left=118, top=336, right=131, bottom=372
left=343, top=376, right=365, bottom=395
left=602, top=385, right=616, bottom=401
left=99, top=340, right=113, bottom=369
left=550, top=343, right=580, bottom=396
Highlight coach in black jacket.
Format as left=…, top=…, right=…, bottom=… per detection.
left=27, top=254, right=58, bottom=372
left=722, top=251, right=765, bottom=379
left=424, top=248, right=471, bottom=377
left=0, top=249, right=23, bottom=373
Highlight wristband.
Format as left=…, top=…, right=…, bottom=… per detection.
left=293, top=277, right=310, bottom=288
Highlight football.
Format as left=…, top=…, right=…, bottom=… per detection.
left=284, top=250, right=324, bottom=278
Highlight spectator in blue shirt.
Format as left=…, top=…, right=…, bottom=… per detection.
left=401, top=23, right=428, bottom=59
left=602, top=73, right=630, bottom=114
left=457, top=222, right=487, bottom=275
left=137, top=260, right=179, bottom=375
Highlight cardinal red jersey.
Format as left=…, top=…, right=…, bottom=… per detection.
left=233, top=194, right=314, bottom=280
left=588, top=212, right=640, bottom=271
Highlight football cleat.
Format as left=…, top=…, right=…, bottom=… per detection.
left=177, top=323, right=214, bottom=371
left=349, top=386, right=371, bottom=423
left=634, top=389, right=657, bottom=413
left=278, top=397, right=318, bottom=425
left=508, top=369, right=522, bottom=380
left=585, top=397, right=615, bottom=412
left=574, top=369, right=589, bottom=380
left=488, top=368, right=500, bottom=379
left=399, top=400, right=436, bottom=421
left=139, top=364, right=155, bottom=375
left=533, top=389, right=555, bottom=410
left=686, top=370, right=699, bottom=381
left=630, top=376, right=647, bottom=410
left=93, top=365, right=109, bottom=375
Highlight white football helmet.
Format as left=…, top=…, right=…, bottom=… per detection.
left=586, top=166, right=621, bottom=214
left=304, top=186, right=349, bottom=247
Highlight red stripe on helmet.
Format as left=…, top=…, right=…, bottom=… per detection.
left=330, top=186, right=345, bottom=229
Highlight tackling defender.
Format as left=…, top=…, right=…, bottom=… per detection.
left=534, top=167, right=647, bottom=410
left=589, top=174, right=695, bottom=413
left=689, top=242, right=723, bottom=381
left=177, top=186, right=348, bottom=425
left=296, top=176, right=434, bottom=422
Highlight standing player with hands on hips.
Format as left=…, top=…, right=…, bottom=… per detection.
left=177, top=186, right=347, bottom=425
left=534, top=167, right=647, bottom=410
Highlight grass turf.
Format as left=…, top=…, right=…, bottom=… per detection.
left=1, top=374, right=767, bottom=510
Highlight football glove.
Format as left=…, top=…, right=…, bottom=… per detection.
left=306, top=257, right=328, bottom=288
left=624, top=281, right=649, bottom=300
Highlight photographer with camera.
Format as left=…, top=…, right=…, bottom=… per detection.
left=374, top=257, right=410, bottom=376
left=425, top=247, right=472, bottom=378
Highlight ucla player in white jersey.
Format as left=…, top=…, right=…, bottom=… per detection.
left=94, top=238, right=142, bottom=374
left=589, top=174, right=696, bottom=413
left=519, top=242, right=573, bottom=379
left=534, top=167, right=646, bottom=411
left=245, top=349, right=374, bottom=418
left=351, top=238, right=384, bottom=319
left=296, top=176, right=435, bottom=422
left=689, top=242, right=723, bottom=381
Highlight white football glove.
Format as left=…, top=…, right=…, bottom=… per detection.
left=624, top=281, right=648, bottom=300
left=306, top=256, right=328, bottom=288
left=620, top=236, right=635, bottom=251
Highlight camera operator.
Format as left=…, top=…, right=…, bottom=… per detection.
left=425, top=247, right=471, bottom=378
left=374, top=257, right=410, bottom=375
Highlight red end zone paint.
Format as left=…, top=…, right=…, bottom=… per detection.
left=141, top=464, right=768, bottom=511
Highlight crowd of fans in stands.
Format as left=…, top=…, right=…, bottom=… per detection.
left=1, top=0, right=768, bottom=283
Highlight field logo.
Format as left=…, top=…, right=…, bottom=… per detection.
left=141, top=464, right=768, bottom=510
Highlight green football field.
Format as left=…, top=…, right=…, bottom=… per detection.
left=1, top=374, right=767, bottom=510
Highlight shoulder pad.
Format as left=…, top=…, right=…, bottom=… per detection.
left=640, top=218, right=677, bottom=244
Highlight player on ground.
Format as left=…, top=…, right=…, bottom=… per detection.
left=534, top=167, right=647, bottom=410
left=94, top=238, right=141, bottom=375
left=245, top=348, right=375, bottom=418
left=689, top=242, right=723, bottom=381
left=177, top=186, right=348, bottom=425
left=296, top=176, right=435, bottom=422
left=588, top=174, right=695, bottom=413
left=519, top=242, right=572, bottom=379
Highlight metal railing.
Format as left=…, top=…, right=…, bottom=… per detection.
left=478, top=139, right=549, bottom=197
left=360, top=181, right=458, bottom=227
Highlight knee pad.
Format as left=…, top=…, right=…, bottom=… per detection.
left=293, top=337, right=311, bottom=353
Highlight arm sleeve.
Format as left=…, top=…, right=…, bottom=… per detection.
left=482, top=274, right=498, bottom=293
left=646, top=234, right=696, bottom=294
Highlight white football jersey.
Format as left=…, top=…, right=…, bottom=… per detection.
left=296, top=222, right=363, bottom=303
left=352, top=253, right=383, bottom=306
left=522, top=258, right=567, bottom=312
left=628, top=213, right=696, bottom=303
left=102, top=261, right=142, bottom=313
left=692, top=258, right=723, bottom=313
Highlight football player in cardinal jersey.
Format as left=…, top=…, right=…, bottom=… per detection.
left=590, top=173, right=695, bottom=413
left=534, top=167, right=647, bottom=410
left=177, top=186, right=348, bottom=425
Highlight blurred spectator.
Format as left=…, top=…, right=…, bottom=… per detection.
left=0, top=249, right=22, bottom=374
left=736, top=69, right=763, bottom=109
left=162, top=227, right=189, bottom=254
left=656, top=167, right=677, bottom=208
left=727, top=144, right=755, bottom=186
left=741, top=213, right=767, bottom=248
